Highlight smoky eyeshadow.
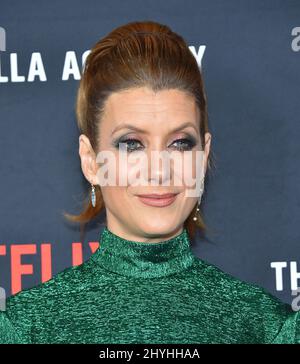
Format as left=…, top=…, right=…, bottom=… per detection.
left=111, top=132, right=198, bottom=150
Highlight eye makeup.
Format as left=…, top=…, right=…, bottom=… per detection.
left=111, top=133, right=198, bottom=153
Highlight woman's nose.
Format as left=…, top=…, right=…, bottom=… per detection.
left=145, top=148, right=173, bottom=187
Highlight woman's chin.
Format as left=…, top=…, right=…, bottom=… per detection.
left=136, top=221, right=180, bottom=237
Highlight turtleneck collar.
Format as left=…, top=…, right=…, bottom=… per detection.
left=90, top=226, right=196, bottom=278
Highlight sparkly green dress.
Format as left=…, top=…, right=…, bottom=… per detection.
left=0, top=227, right=299, bottom=344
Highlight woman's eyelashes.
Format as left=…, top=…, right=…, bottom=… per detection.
left=171, top=138, right=197, bottom=151
left=112, top=136, right=197, bottom=152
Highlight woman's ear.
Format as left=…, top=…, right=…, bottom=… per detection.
left=78, top=134, right=99, bottom=185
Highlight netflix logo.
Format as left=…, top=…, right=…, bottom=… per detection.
left=0, top=242, right=100, bottom=295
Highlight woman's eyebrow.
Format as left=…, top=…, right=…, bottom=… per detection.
left=111, top=121, right=198, bottom=136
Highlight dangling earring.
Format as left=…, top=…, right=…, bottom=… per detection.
left=193, top=177, right=205, bottom=222
left=91, top=183, right=96, bottom=207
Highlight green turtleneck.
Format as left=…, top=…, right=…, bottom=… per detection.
left=0, top=227, right=299, bottom=344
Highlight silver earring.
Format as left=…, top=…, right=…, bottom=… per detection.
left=91, top=183, right=96, bottom=207
left=193, top=177, right=205, bottom=222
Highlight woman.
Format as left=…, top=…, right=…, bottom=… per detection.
left=0, top=20, right=299, bottom=344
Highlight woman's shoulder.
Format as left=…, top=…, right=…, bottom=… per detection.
left=0, top=260, right=91, bottom=343
left=192, top=255, right=294, bottom=311
left=5, top=256, right=94, bottom=317
left=191, top=256, right=299, bottom=343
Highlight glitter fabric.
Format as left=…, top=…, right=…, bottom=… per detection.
left=0, top=226, right=299, bottom=344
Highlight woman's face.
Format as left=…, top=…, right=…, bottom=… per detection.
left=79, top=86, right=211, bottom=242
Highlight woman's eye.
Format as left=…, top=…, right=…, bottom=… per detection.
left=114, top=137, right=196, bottom=153
left=171, top=138, right=196, bottom=151
left=117, top=138, right=144, bottom=152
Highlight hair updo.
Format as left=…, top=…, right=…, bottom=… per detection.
left=64, top=20, right=214, bottom=241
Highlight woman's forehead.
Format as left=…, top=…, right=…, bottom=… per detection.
left=102, top=87, right=199, bottom=132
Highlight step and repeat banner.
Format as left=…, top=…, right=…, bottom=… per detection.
left=0, top=0, right=299, bottom=306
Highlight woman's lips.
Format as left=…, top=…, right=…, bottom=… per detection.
left=136, top=193, right=179, bottom=207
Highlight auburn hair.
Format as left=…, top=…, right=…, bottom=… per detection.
left=64, top=20, right=215, bottom=242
